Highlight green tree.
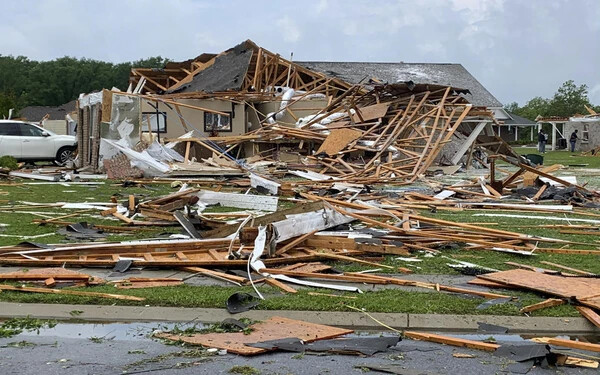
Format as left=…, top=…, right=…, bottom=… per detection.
left=515, top=96, right=550, bottom=121
left=0, top=91, right=19, bottom=118
left=504, top=101, right=520, bottom=113
left=548, top=80, right=591, bottom=117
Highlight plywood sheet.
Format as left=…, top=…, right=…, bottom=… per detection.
left=352, top=103, right=390, bottom=123
left=157, top=316, right=353, bottom=355
left=316, top=129, right=362, bottom=156
left=478, top=269, right=600, bottom=310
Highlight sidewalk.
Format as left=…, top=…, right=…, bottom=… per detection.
left=2, top=302, right=598, bottom=334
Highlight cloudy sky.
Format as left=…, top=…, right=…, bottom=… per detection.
left=2, top=0, right=599, bottom=105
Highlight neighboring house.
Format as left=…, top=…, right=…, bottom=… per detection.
left=496, top=112, right=537, bottom=143
left=563, top=115, right=600, bottom=152
left=19, top=100, right=77, bottom=135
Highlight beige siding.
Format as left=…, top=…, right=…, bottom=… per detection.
left=42, top=120, right=67, bottom=135
left=256, top=97, right=328, bottom=127
left=140, top=98, right=247, bottom=140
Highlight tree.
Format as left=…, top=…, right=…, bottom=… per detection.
left=0, top=91, right=19, bottom=118
left=0, top=55, right=168, bottom=112
left=504, top=101, right=520, bottom=113
left=514, top=96, right=550, bottom=121
left=548, top=80, right=591, bottom=117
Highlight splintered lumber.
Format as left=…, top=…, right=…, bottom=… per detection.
left=576, top=306, right=600, bottom=329
left=180, top=266, right=248, bottom=284
left=276, top=229, right=319, bottom=255
left=531, top=337, right=600, bottom=353
left=539, top=261, right=594, bottom=275
left=520, top=298, right=565, bottom=313
left=404, top=331, right=499, bottom=352
left=156, top=316, right=353, bottom=355
left=558, top=356, right=599, bottom=369
left=265, top=277, right=298, bottom=293
left=478, top=269, right=600, bottom=310
left=112, top=278, right=183, bottom=289
left=307, top=250, right=395, bottom=270
left=0, top=284, right=144, bottom=301
left=261, top=269, right=509, bottom=299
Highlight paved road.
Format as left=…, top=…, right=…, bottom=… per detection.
left=0, top=322, right=595, bottom=375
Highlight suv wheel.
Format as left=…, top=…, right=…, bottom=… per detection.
left=55, top=146, right=76, bottom=166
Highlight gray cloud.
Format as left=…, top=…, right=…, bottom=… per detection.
left=0, top=0, right=598, bottom=105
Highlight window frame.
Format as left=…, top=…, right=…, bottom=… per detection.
left=204, top=111, right=233, bottom=133
left=582, top=124, right=589, bottom=143
left=141, top=111, right=168, bottom=134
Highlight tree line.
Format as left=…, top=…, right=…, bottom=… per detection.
left=0, top=55, right=598, bottom=122
left=505, top=80, right=599, bottom=121
left=0, top=55, right=168, bottom=118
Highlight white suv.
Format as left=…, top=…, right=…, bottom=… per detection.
left=0, top=120, right=77, bottom=165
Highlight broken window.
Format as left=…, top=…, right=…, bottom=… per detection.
left=582, top=124, right=589, bottom=143
left=142, top=112, right=167, bottom=133
left=204, top=112, right=232, bottom=132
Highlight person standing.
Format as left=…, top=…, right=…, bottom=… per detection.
left=569, top=130, right=578, bottom=152
left=538, top=130, right=546, bottom=153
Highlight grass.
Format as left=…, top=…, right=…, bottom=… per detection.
left=513, top=147, right=600, bottom=169
left=229, top=365, right=261, bottom=375
left=0, top=283, right=581, bottom=317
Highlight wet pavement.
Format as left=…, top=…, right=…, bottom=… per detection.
left=0, top=321, right=598, bottom=375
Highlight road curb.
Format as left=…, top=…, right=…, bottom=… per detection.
left=1, top=302, right=598, bottom=334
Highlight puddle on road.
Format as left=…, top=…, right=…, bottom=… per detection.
left=4, top=320, right=599, bottom=345
left=9, top=321, right=209, bottom=341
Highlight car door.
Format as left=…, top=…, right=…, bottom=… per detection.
left=0, top=123, right=23, bottom=158
left=19, top=123, right=53, bottom=159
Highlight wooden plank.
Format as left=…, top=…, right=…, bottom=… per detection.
left=276, top=230, right=319, bottom=255
left=265, top=278, right=298, bottom=293
left=0, top=284, right=145, bottom=301
left=539, top=261, right=594, bottom=275
left=532, top=184, right=548, bottom=201
left=404, top=331, right=499, bottom=352
left=112, top=212, right=133, bottom=224
left=156, top=316, right=353, bottom=355
left=576, top=306, right=600, bottom=329
left=180, top=266, right=248, bottom=284
left=479, top=269, right=600, bottom=310
left=531, top=337, right=600, bottom=353
left=520, top=298, right=565, bottom=313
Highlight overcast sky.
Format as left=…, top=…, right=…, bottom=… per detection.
left=2, top=0, right=599, bottom=106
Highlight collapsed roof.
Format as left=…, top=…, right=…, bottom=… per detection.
left=298, top=62, right=502, bottom=108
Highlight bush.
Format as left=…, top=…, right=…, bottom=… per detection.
left=0, top=156, right=19, bottom=170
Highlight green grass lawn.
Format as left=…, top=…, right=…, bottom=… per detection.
left=0, top=283, right=579, bottom=317
left=513, top=147, right=600, bottom=168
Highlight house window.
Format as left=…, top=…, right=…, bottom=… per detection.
left=204, top=112, right=232, bottom=132
left=582, top=124, right=589, bottom=143
left=142, top=112, right=167, bottom=133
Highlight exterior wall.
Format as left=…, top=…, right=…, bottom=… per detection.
left=141, top=98, right=247, bottom=140
left=256, top=97, right=328, bottom=127
left=564, top=121, right=600, bottom=151
left=41, top=119, right=68, bottom=135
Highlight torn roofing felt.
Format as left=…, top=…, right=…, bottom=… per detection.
left=167, top=40, right=254, bottom=94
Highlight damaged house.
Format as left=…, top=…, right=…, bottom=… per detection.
left=75, top=40, right=516, bottom=178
